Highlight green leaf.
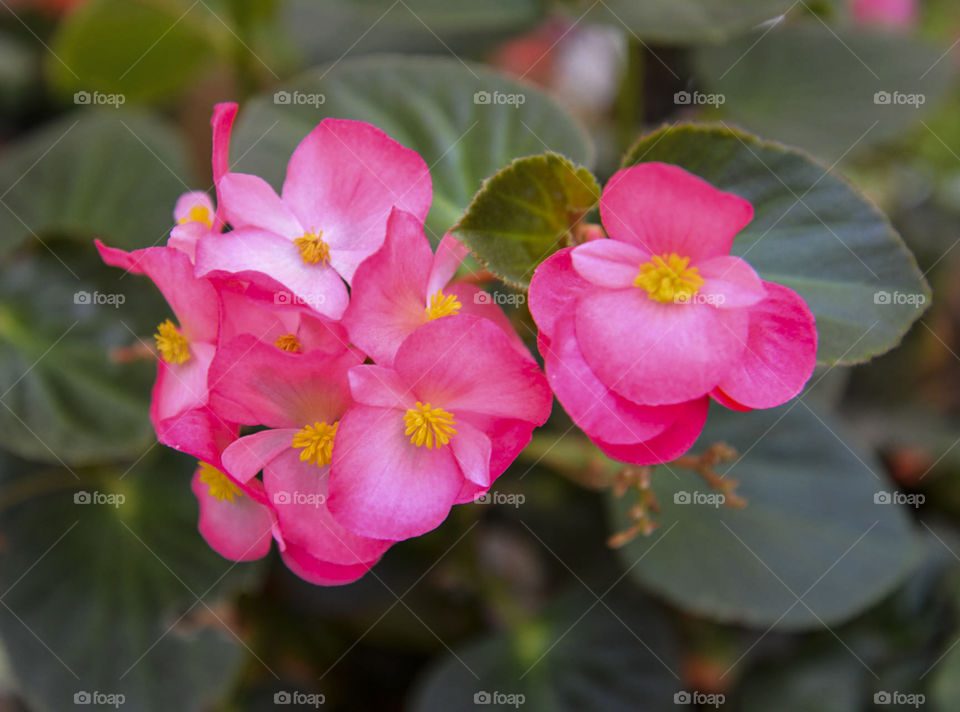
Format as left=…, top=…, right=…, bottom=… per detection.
left=0, top=449, right=264, bottom=712
left=409, top=590, right=681, bottom=712
left=623, top=123, right=930, bottom=366
left=0, top=110, right=193, bottom=259
left=738, top=648, right=863, bottom=712
left=452, top=153, right=600, bottom=287
left=0, top=243, right=167, bottom=465
left=608, top=403, right=923, bottom=630
left=47, top=0, right=226, bottom=103
left=692, top=22, right=955, bottom=158
left=585, top=0, right=795, bottom=44
left=229, top=55, right=593, bottom=243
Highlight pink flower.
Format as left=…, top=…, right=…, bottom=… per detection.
left=343, top=207, right=531, bottom=366
left=851, top=0, right=917, bottom=30
left=195, top=118, right=432, bottom=320
left=209, top=336, right=394, bottom=585
left=328, top=315, right=553, bottom=540
left=529, top=163, right=817, bottom=464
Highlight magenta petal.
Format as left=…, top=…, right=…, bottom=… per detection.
left=528, top=247, right=592, bottom=346
left=221, top=429, right=297, bottom=484
left=191, top=465, right=273, bottom=561
left=264, top=449, right=393, bottom=566
left=211, top=102, right=238, bottom=232
left=450, top=419, right=493, bottom=487
left=426, top=233, right=469, bottom=296
left=218, top=172, right=302, bottom=236
left=155, top=405, right=236, bottom=466
left=714, top=282, right=817, bottom=409
left=696, top=255, right=767, bottom=309
left=570, top=239, right=647, bottom=289
left=575, top=287, right=748, bottom=406
left=328, top=406, right=463, bottom=540
left=600, top=163, right=754, bottom=261
left=279, top=543, right=378, bottom=586
left=594, top=397, right=710, bottom=466
left=348, top=365, right=413, bottom=410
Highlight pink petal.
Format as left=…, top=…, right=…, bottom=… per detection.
left=594, top=397, right=709, bottom=466
left=281, top=119, right=433, bottom=282
left=328, top=405, right=464, bottom=540
left=173, top=191, right=215, bottom=225
left=575, top=286, right=748, bottom=405
left=150, top=342, right=215, bottom=425
left=600, top=163, right=754, bottom=262
left=348, top=365, right=413, bottom=410
left=211, top=102, right=238, bottom=232
left=154, top=405, right=237, bottom=466
left=167, top=222, right=207, bottom=263
left=426, top=232, right=469, bottom=297
left=714, top=282, right=817, bottom=409
left=446, top=282, right=535, bottom=363
left=528, top=246, right=592, bottom=347
left=218, top=172, right=302, bottom=236
left=696, top=255, right=767, bottom=309
left=279, top=543, right=378, bottom=586
left=449, top=419, right=493, bottom=487
left=570, top=239, right=648, bottom=289
left=221, top=428, right=298, bottom=484
left=191, top=465, right=273, bottom=561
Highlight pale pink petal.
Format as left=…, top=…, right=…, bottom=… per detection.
left=348, top=365, right=414, bottom=410
left=449, top=419, right=493, bottom=488
left=575, top=287, right=748, bottom=405
left=173, top=191, right=215, bottom=225
left=714, top=282, right=817, bottom=409
left=570, top=239, right=648, bottom=289
left=167, top=222, right=207, bottom=263
left=221, top=428, right=298, bottom=484
left=149, top=342, right=215, bottom=425
left=445, top=282, right=535, bottom=363
left=426, top=232, right=469, bottom=297
left=191, top=465, right=273, bottom=561
left=696, top=255, right=767, bottom=309
left=600, top=163, right=754, bottom=261
left=218, top=173, right=302, bottom=237
left=594, top=397, right=709, bottom=466
left=528, top=246, right=592, bottom=347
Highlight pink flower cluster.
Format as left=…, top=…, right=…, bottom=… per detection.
left=99, top=103, right=817, bottom=585
left=98, top=103, right=552, bottom=585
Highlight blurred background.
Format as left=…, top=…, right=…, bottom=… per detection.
left=1, top=0, right=959, bottom=710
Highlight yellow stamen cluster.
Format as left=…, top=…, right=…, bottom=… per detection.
left=404, top=402, right=457, bottom=449
left=424, top=289, right=462, bottom=321
left=293, top=230, right=331, bottom=265
left=198, top=462, right=243, bottom=502
left=292, top=421, right=338, bottom=466
left=275, top=333, right=302, bottom=353
left=154, top=319, right=191, bottom=364
left=634, top=253, right=705, bottom=304
left=178, top=204, right=213, bottom=229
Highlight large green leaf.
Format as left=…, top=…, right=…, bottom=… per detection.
left=47, top=0, right=225, bottom=103
left=452, top=154, right=600, bottom=287
left=409, top=591, right=680, bottom=712
left=0, top=449, right=264, bottom=712
left=585, top=0, right=795, bottom=44
left=0, top=243, right=166, bottom=465
left=623, top=124, right=930, bottom=366
left=229, top=55, right=593, bottom=242
left=692, top=22, right=955, bottom=158
left=608, top=403, right=923, bottom=630
left=0, top=110, right=193, bottom=258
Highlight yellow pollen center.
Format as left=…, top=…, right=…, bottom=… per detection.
left=424, top=289, right=462, bottom=321
left=293, top=230, right=330, bottom=265
left=154, top=319, right=191, bottom=364
left=198, top=462, right=243, bottom=502
left=292, top=421, right=338, bottom=466
left=404, top=402, right=457, bottom=449
left=275, top=333, right=302, bottom=353
left=178, top=204, right=213, bottom=229
left=634, top=253, right=705, bottom=303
